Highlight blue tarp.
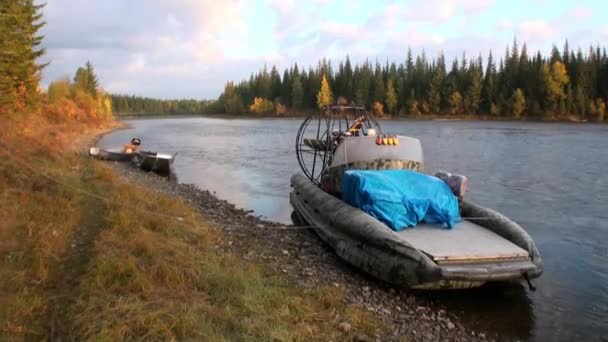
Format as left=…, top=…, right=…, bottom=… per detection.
left=342, top=170, right=461, bottom=231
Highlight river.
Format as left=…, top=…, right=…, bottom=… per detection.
left=100, top=117, right=607, bottom=341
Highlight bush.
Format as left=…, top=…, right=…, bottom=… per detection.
left=372, top=101, right=384, bottom=116
left=590, top=98, right=606, bottom=122
left=249, top=97, right=274, bottom=115
left=274, top=101, right=287, bottom=116
left=48, top=79, right=71, bottom=103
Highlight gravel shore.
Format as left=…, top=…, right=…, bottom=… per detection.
left=110, top=161, right=493, bottom=342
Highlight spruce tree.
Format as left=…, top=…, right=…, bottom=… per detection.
left=291, top=75, right=304, bottom=109
left=74, top=67, right=89, bottom=92
left=465, top=63, right=482, bottom=114
left=281, top=69, right=291, bottom=106
left=372, top=63, right=385, bottom=103
left=270, top=65, right=281, bottom=101
left=0, top=0, right=46, bottom=114
left=85, top=61, right=99, bottom=97
left=344, top=56, right=354, bottom=100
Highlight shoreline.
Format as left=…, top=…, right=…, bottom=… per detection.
left=105, top=151, right=493, bottom=341
left=114, top=112, right=604, bottom=124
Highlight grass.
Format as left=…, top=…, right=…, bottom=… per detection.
left=0, top=115, right=386, bottom=340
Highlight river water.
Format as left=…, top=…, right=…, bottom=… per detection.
left=101, top=117, right=607, bottom=341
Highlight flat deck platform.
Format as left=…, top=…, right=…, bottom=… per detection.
left=397, top=220, right=529, bottom=264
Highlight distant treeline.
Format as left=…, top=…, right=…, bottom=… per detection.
left=111, top=95, right=217, bottom=115
left=217, top=40, right=608, bottom=121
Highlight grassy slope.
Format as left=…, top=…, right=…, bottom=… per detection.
left=0, top=116, right=385, bottom=340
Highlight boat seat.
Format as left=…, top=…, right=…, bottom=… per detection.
left=303, top=138, right=330, bottom=151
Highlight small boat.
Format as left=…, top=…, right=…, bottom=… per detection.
left=135, top=151, right=177, bottom=176
left=290, top=106, right=543, bottom=290
left=88, top=147, right=135, bottom=162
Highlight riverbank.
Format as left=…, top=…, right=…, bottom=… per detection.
left=109, top=157, right=492, bottom=341
left=0, top=117, right=489, bottom=341
left=115, top=111, right=605, bottom=124
left=1, top=121, right=387, bottom=340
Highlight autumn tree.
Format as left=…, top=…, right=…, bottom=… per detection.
left=211, top=39, right=607, bottom=120
left=249, top=97, right=274, bottom=114
left=220, top=82, right=245, bottom=114
left=0, top=0, right=47, bottom=114
left=511, top=88, right=526, bottom=119
left=407, top=90, right=420, bottom=116
left=48, top=78, right=71, bottom=103
left=448, top=91, right=463, bottom=115
left=592, top=98, right=606, bottom=121
left=385, top=79, right=398, bottom=114
left=316, top=74, right=333, bottom=108
left=542, top=61, right=569, bottom=114
left=372, top=101, right=384, bottom=116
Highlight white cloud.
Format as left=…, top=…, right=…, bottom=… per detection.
left=266, top=0, right=296, bottom=15
left=570, top=7, right=590, bottom=20
left=158, top=0, right=246, bottom=34
left=498, top=19, right=513, bottom=30
left=322, top=21, right=368, bottom=41
left=39, top=0, right=604, bottom=99
left=461, top=0, right=496, bottom=12
left=125, top=54, right=146, bottom=73
left=518, top=20, right=553, bottom=41
left=389, top=27, right=446, bottom=47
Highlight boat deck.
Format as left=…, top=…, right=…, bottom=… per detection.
left=397, top=220, right=529, bottom=264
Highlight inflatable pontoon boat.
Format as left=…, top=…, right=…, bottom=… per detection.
left=290, top=106, right=542, bottom=289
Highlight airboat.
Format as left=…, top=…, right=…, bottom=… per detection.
left=290, top=105, right=543, bottom=289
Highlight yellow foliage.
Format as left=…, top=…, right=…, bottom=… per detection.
left=249, top=97, right=274, bottom=114
left=43, top=80, right=113, bottom=123
left=511, top=88, right=526, bottom=119
left=590, top=98, right=606, bottom=122
left=48, top=79, right=71, bottom=103
left=448, top=91, right=463, bottom=115
left=274, top=101, right=287, bottom=116
left=372, top=101, right=384, bottom=116
left=543, top=61, right=569, bottom=105
left=316, top=75, right=333, bottom=108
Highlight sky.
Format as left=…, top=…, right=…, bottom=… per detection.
left=40, top=0, right=608, bottom=100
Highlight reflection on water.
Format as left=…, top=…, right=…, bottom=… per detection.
left=101, top=117, right=608, bottom=341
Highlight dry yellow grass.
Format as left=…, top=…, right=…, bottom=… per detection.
left=0, top=114, right=386, bottom=340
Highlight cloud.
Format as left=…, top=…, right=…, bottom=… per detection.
left=461, top=0, right=496, bottom=13
left=570, top=7, right=591, bottom=20
left=39, top=0, right=605, bottom=99
left=498, top=19, right=513, bottom=30
left=125, top=55, right=146, bottom=73
left=322, top=21, right=369, bottom=41
left=518, top=20, right=553, bottom=41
